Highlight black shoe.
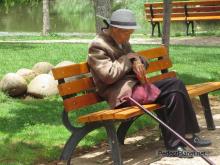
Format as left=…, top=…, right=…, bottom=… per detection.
left=187, top=135, right=211, bottom=147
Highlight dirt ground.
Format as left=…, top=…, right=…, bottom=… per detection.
left=52, top=96, right=220, bottom=165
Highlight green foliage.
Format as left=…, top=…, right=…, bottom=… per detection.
left=52, top=0, right=95, bottom=32
left=53, top=0, right=94, bottom=20
left=0, top=0, right=40, bottom=13
left=0, top=43, right=87, bottom=78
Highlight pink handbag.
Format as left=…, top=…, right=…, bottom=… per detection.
left=130, top=76, right=161, bottom=105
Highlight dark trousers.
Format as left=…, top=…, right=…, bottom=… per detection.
left=154, top=78, right=200, bottom=149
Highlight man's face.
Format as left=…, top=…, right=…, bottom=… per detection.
left=111, top=27, right=134, bottom=44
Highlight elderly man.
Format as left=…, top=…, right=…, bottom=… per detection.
left=87, top=9, right=211, bottom=153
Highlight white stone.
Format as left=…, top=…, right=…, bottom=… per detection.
left=16, top=68, right=37, bottom=82
left=27, top=74, right=58, bottom=98
left=0, top=73, right=27, bottom=97
left=32, top=62, right=54, bottom=74
left=55, top=61, right=75, bottom=68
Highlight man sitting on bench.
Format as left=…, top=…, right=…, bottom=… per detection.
left=87, top=9, right=211, bottom=154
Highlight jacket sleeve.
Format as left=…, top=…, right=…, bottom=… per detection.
left=88, top=46, right=132, bottom=84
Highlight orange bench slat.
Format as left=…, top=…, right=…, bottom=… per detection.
left=58, top=77, right=95, bottom=96
left=78, top=104, right=161, bottom=123
left=63, top=93, right=102, bottom=112
left=52, top=62, right=89, bottom=80
left=187, top=82, right=220, bottom=97
left=148, top=71, right=177, bottom=83
left=147, top=58, right=172, bottom=73
left=137, top=46, right=167, bottom=59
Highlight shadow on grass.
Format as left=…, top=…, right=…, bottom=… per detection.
left=0, top=138, right=61, bottom=165
left=0, top=96, right=110, bottom=134
left=0, top=98, right=64, bottom=134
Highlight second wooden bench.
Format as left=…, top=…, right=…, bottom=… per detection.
left=144, top=0, right=220, bottom=36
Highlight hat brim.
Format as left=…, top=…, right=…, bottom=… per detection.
left=96, top=14, right=139, bottom=30
left=110, top=24, right=139, bottom=30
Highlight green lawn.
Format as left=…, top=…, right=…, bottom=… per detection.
left=0, top=34, right=95, bottom=41
left=0, top=43, right=220, bottom=165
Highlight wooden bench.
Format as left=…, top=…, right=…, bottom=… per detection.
left=144, top=0, right=220, bottom=36
left=52, top=46, right=220, bottom=165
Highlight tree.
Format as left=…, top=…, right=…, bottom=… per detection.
left=162, top=0, right=172, bottom=52
left=93, top=0, right=113, bottom=33
left=42, top=0, right=50, bottom=36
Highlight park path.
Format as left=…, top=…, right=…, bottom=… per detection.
left=0, top=36, right=220, bottom=46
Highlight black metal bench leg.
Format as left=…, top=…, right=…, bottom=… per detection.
left=157, top=22, right=161, bottom=37
left=186, top=21, right=190, bottom=36
left=104, top=121, right=123, bottom=165
left=151, top=22, right=160, bottom=37
left=60, top=123, right=101, bottom=164
left=186, top=21, right=194, bottom=36
left=191, top=21, right=195, bottom=35
left=151, top=22, right=156, bottom=37
left=199, top=94, right=215, bottom=130
left=117, top=117, right=138, bottom=145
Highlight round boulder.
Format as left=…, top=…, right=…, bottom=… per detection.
left=55, top=61, right=75, bottom=68
left=16, top=68, right=37, bottom=82
left=32, top=62, right=54, bottom=74
left=49, top=60, right=75, bottom=76
left=27, top=74, right=58, bottom=98
left=0, top=73, right=27, bottom=97
left=49, top=61, right=82, bottom=82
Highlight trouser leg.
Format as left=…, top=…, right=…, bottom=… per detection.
left=154, top=78, right=200, bottom=149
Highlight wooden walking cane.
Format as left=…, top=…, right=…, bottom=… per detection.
left=126, top=96, right=216, bottom=165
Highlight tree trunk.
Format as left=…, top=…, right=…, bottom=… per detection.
left=93, top=0, right=112, bottom=33
left=42, top=0, right=50, bottom=36
left=162, top=0, right=172, bottom=54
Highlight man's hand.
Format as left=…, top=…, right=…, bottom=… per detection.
left=132, top=60, right=146, bottom=80
left=127, top=53, right=140, bottom=61
left=127, top=53, right=146, bottom=80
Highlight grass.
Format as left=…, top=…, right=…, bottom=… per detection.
left=0, top=43, right=220, bottom=164
left=1, top=30, right=220, bottom=41
left=0, top=34, right=96, bottom=41
left=0, top=44, right=87, bottom=78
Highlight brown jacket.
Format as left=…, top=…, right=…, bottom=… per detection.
left=87, top=32, right=148, bottom=108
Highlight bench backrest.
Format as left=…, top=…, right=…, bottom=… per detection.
left=52, top=46, right=176, bottom=112
left=144, top=0, right=220, bottom=21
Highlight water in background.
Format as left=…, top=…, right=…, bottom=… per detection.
left=0, top=1, right=96, bottom=33
left=0, top=1, right=219, bottom=35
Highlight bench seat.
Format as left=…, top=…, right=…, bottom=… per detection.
left=77, top=82, right=220, bottom=124
left=187, top=82, right=220, bottom=97
left=78, top=104, right=161, bottom=123
left=152, top=16, right=220, bottom=22
left=187, top=16, right=220, bottom=21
